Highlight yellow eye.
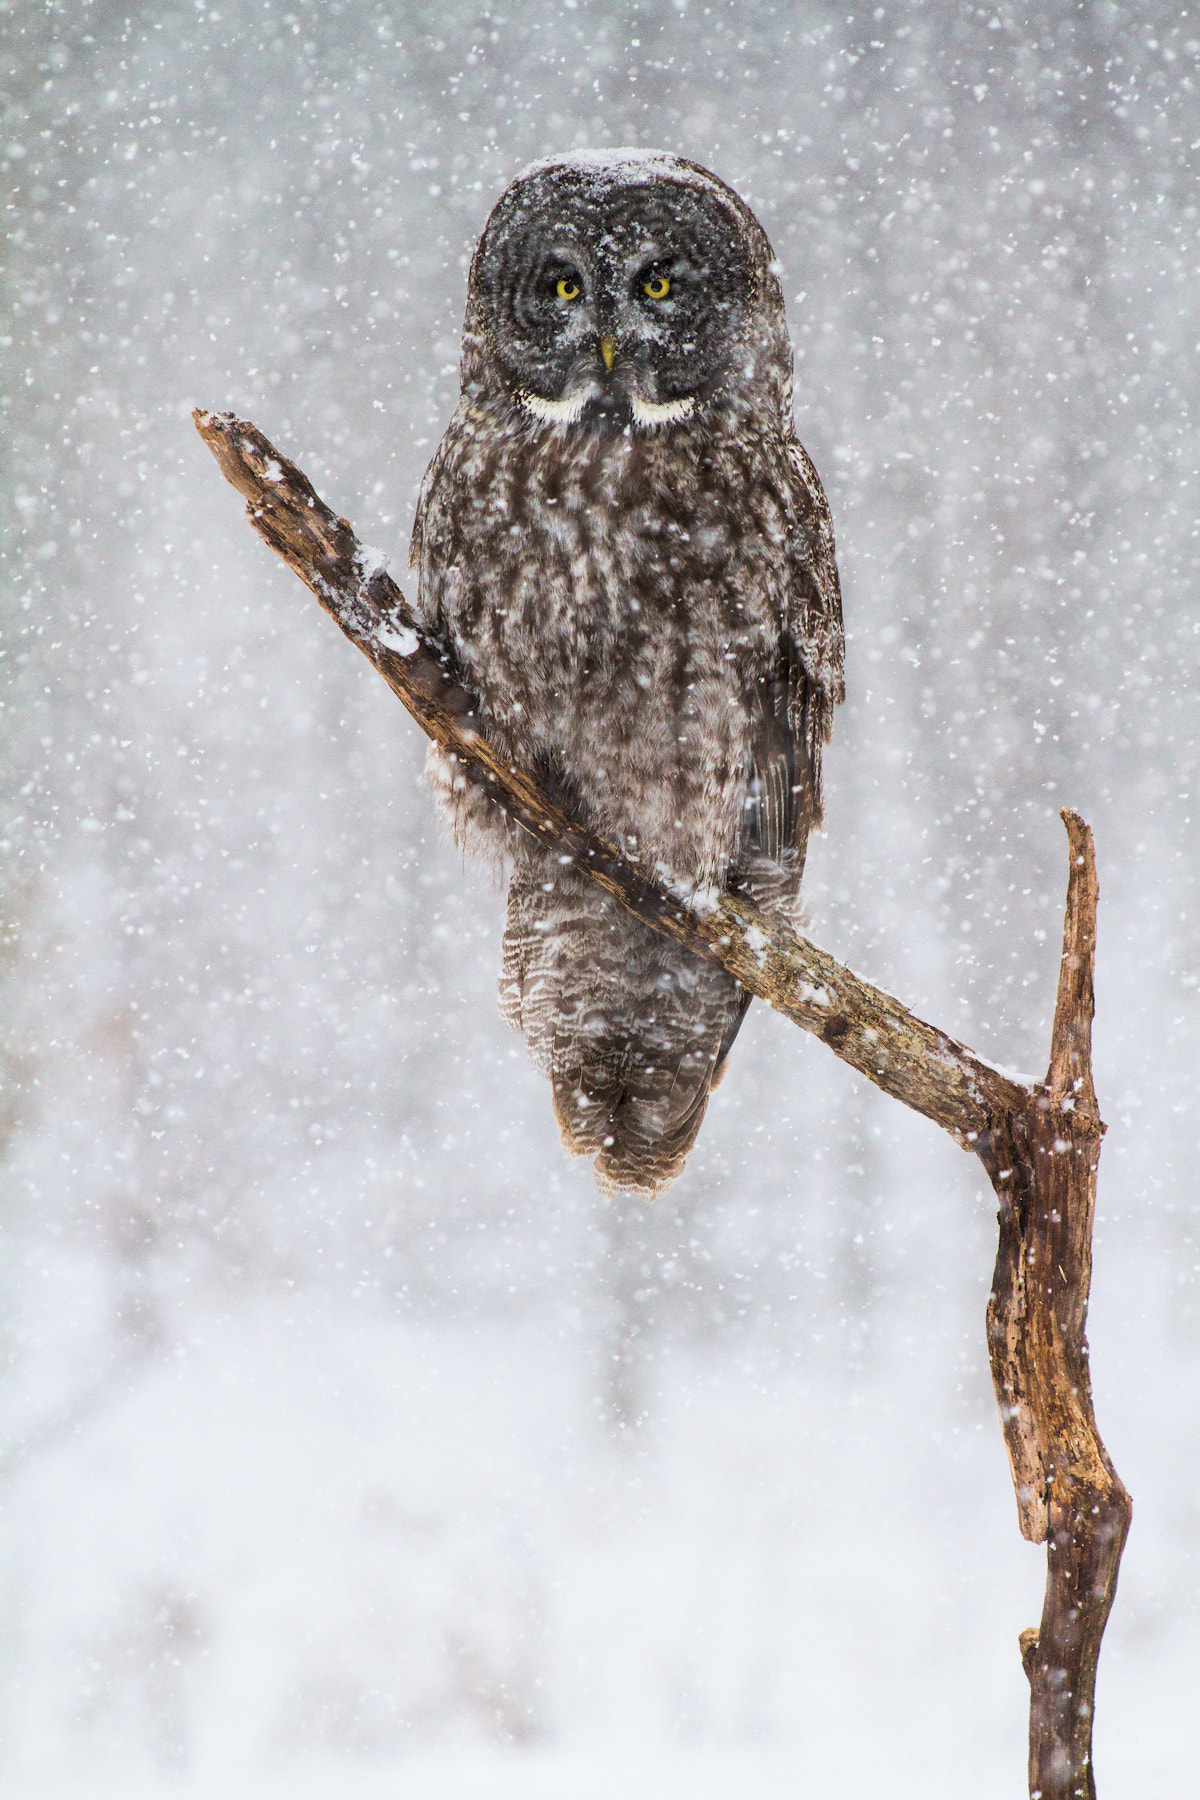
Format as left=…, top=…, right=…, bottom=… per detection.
left=556, top=276, right=580, bottom=300
left=644, top=274, right=671, bottom=299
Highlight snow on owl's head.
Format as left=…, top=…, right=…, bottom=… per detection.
left=461, top=149, right=792, bottom=431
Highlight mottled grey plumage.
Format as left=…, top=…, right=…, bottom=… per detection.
left=411, top=150, right=844, bottom=1195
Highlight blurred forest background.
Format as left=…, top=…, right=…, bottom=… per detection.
left=2, top=2, right=1197, bottom=1794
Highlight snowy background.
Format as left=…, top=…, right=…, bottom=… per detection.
left=2, top=2, right=1197, bottom=1793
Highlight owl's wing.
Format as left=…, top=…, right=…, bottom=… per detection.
left=741, top=437, right=845, bottom=899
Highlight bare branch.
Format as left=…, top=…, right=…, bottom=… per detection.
left=194, top=407, right=1022, bottom=1143
left=1046, top=809, right=1100, bottom=1114
left=983, top=814, right=1131, bottom=1799
left=196, top=407, right=1132, bottom=1798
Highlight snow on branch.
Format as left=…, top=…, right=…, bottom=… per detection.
left=196, top=407, right=1130, bottom=1800
left=193, top=409, right=1023, bottom=1140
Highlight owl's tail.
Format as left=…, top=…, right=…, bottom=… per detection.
left=500, top=867, right=749, bottom=1197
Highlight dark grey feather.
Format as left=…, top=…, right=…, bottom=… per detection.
left=411, top=150, right=844, bottom=1195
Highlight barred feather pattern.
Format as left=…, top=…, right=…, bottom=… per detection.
left=411, top=152, right=844, bottom=1195
left=498, top=867, right=746, bottom=1195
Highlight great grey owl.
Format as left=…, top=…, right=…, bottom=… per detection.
left=410, top=150, right=844, bottom=1197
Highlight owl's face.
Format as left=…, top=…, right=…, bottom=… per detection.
left=462, top=151, right=789, bottom=432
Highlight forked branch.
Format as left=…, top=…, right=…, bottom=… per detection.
left=196, top=408, right=1131, bottom=1798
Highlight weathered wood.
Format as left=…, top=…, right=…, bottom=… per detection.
left=981, top=815, right=1131, bottom=1799
left=194, top=408, right=1024, bottom=1142
left=195, top=407, right=1131, bottom=1796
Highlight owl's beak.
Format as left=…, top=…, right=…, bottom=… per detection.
left=599, top=337, right=616, bottom=371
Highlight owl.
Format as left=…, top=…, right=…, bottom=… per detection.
left=410, top=150, right=844, bottom=1196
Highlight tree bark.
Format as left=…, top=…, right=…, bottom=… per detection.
left=982, top=815, right=1131, bottom=1799
left=195, top=407, right=1132, bottom=1796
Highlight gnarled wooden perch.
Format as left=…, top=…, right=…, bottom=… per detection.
left=196, top=407, right=1131, bottom=1799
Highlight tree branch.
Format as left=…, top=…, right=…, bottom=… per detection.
left=195, top=407, right=1131, bottom=1797
left=983, top=815, right=1131, bottom=1799
left=194, top=408, right=1022, bottom=1140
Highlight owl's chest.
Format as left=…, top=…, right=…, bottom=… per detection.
left=505, top=518, right=765, bottom=750
left=500, top=498, right=740, bottom=647
left=416, top=421, right=796, bottom=876
left=432, top=447, right=785, bottom=728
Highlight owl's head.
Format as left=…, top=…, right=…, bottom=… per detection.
left=461, top=150, right=791, bottom=432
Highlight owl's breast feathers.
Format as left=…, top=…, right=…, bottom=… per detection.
left=412, top=400, right=843, bottom=897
